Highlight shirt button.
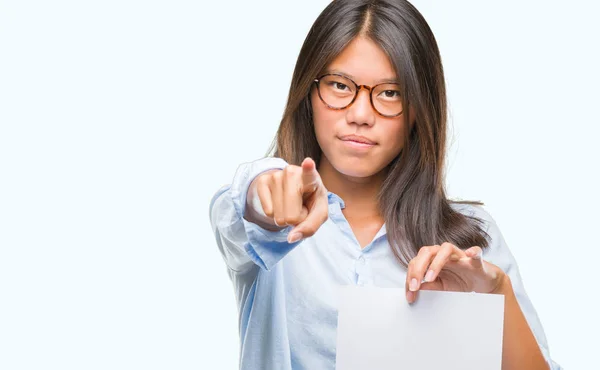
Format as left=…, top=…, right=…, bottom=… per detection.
left=356, top=256, right=367, bottom=276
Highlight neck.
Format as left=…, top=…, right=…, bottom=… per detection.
left=317, top=155, right=387, bottom=220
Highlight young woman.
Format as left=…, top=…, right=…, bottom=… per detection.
left=209, top=1, right=561, bottom=369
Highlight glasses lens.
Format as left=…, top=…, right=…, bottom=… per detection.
left=318, top=75, right=356, bottom=108
left=373, top=83, right=403, bottom=116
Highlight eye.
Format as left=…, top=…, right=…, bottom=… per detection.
left=329, top=82, right=349, bottom=91
left=382, top=90, right=400, bottom=98
left=376, top=88, right=402, bottom=102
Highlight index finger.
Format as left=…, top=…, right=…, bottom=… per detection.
left=423, top=242, right=466, bottom=283
left=301, top=157, right=320, bottom=193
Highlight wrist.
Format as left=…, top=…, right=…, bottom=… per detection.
left=490, top=273, right=512, bottom=295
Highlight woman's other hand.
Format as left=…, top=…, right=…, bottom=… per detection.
left=404, top=242, right=508, bottom=303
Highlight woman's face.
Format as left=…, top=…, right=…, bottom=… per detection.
left=311, top=36, right=414, bottom=180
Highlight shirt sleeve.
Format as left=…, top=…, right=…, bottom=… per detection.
left=470, top=205, right=563, bottom=370
left=209, top=156, right=304, bottom=273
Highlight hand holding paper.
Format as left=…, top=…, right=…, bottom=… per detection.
left=405, top=242, right=508, bottom=303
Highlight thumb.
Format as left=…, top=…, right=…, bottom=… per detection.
left=465, top=246, right=484, bottom=269
left=288, top=193, right=328, bottom=242
left=301, top=157, right=320, bottom=194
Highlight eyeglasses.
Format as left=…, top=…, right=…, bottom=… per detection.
left=313, top=73, right=404, bottom=117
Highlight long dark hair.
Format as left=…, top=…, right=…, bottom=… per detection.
left=267, top=0, right=490, bottom=266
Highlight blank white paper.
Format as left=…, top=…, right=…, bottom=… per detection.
left=335, top=286, right=504, bottom=370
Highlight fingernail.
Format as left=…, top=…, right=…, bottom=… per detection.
left=406, top=290, right=415, bottom=303
left=288, top=232, right=303, bottom=243
left=425, top=270, right=435, bottom=282
left=409, top=278, right=419, bottom=291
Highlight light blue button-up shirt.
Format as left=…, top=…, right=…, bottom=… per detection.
left=209, top=157, right=561, bottom=370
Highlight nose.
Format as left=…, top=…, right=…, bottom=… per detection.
left=346, top=86, right=376, bottom=127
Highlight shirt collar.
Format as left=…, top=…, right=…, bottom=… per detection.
left=327, top=191, right=345, bottom=209
left=327, top=191, right=388, bottom=241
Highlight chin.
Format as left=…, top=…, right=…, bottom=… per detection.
left=330, top=156, right=384, bottom=179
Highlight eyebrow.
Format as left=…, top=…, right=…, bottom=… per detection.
left=325, top=69, right=400, bottom=84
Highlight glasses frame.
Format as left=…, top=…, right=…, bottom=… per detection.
left=313, top=73, right=404, bottom=118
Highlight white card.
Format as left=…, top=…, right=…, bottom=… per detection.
left=335, top=286, right=504, bottom=370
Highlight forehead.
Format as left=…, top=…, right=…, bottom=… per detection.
left=325, top=36, right=398, bottom=84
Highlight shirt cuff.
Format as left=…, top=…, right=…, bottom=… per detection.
left=230, top=156, right=302, bottom=270
left=230, top=156, right=289, bottom=219
left=242, top=218, right=299, bottom=270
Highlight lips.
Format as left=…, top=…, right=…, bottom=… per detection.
left=339, top=134, right=376, bottom=145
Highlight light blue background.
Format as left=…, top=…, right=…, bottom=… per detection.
left=1, top=1, right=597, bottom=368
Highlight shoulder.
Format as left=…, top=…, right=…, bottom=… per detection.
left=449, top=201, right=517, bottom=271
left=449, top=201, right=496, bottom=233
